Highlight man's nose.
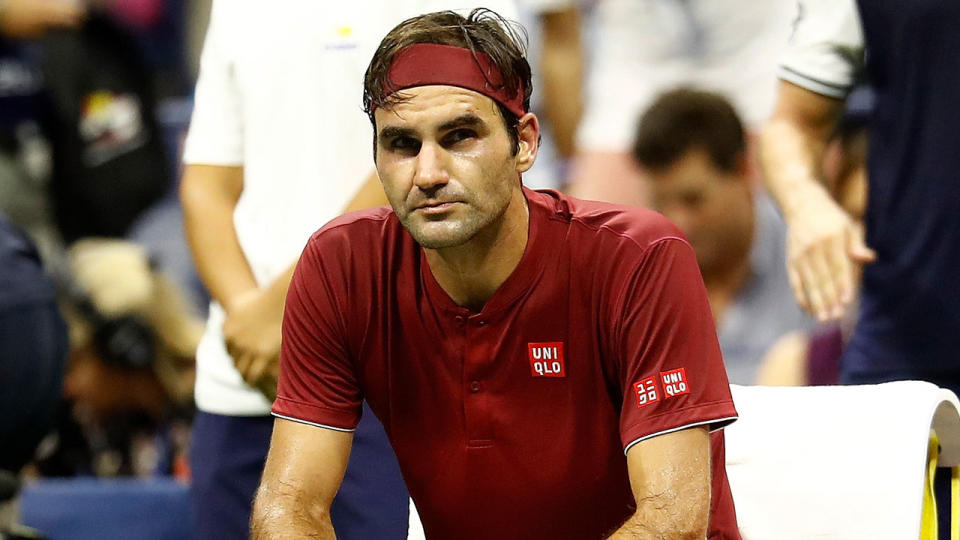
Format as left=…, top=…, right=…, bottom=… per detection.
left=413, top=142, right=449, bottom=191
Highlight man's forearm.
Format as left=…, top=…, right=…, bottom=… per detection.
left=251, top=484, right=336, bottom=540
left=251, top=420, right=353, bottom=539
left=613, top=427, right=712, bottom=540
left=758, top=82, right=844, bottom=219
left=540, top=6, right=583, bottom=159
left=180, top=164, right=259, bottom=310
left=606, top=494, right=708, bottom=540
left=758, top=116, right=834, bottom=219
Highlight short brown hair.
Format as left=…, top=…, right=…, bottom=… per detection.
left=364, top=9, right=531, bottom=116
left=632, top=88, right=745, bottom=173
left=362, top=9, right=532, bottom=156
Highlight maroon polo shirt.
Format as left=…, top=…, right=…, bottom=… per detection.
left=275, top=188, right=740, bottom=539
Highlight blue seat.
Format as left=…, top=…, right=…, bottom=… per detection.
left=20, top=478, right=190, bottom=540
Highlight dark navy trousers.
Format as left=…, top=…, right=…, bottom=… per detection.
left=0, top=302, right=68, bottom=474
left=190, top=402, right=409, bottom=539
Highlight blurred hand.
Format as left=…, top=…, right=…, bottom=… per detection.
left=223, top=288, right=283, bottom=397
left=0, top=0, right=86, bottom=39
left=784, top=187, right=876, bottom=321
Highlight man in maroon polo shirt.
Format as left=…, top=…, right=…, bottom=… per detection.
left=252, top=8, right=741, bottom=540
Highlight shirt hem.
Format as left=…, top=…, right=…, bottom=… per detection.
left=778, top=66, right=850, bottom=98
left=623, top=416, right=738, bottom=455
left=271, top=413, right=356, bottom=433
left=621, top=400, right=738, bottom=451
left=272, top=396, right=360, bottom=430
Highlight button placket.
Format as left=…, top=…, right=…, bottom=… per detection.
left=464, top=314, right=494, bottom=446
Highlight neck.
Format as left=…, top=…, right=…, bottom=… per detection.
left=704, top=257, right=751, bottom=325
left=424, top=188, right=529, bottom=312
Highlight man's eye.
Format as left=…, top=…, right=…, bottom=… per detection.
left=443, top=129, right=476, bottom=146
left=390, top=137, right=420, bottom=152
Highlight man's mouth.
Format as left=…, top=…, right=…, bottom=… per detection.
left=415, top=201, right=460, bottom=214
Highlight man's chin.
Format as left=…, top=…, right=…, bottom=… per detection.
left=408, top=223, right=472, bottom=250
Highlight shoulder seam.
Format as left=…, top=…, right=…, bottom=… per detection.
left=568, top=214, right=689, bottom=253
left=310, top=212, right=392, bottom=241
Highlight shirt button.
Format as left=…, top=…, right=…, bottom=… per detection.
left=470, top=381, right=481, bottom=393
left=454, top=315, right=466, bottom=326
left=478, top=320, right=487, bottom=326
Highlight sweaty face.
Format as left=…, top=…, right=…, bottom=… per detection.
left=646, top=149, right=753, bottom=277
left=374, top=86, right=523, bottom=250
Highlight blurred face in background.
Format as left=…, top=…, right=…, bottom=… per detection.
left=646, top=148, right=754, bottom=279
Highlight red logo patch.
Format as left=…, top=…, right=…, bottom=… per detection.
left=634, top=377, right=660, bottom=407
left=660, top=368, right=690, bottom=398
left=528, top=342, right=565, bottom=377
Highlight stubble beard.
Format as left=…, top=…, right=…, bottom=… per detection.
left=401, top=206, right=486, bottom=250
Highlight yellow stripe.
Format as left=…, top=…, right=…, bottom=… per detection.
left=952, top=466, right=958, bottom=540
left=923, top=430, right=940, bottom=540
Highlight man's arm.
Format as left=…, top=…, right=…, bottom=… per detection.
left=759, top=80, right=874, bottom=321
left=180, top=163, right=279, bottom=391
left=251, top=418, right=353, bottom=539
left=607, top=427, right=711, bottom=539
left=539, top=5, right=583, bottom=160
left=224, top=170, right=386, bottom=393
left=180, top=166, right=386, bottom=396
left=180, top=164, right=259, bottom=311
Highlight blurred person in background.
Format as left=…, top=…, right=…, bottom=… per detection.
left=0, top=0, right=182, bottom=286
left=760, top=1, right=960, bottom=535
left=566, top=0, right=794, bottom=205
left=633, top=88, right=812, bottom=385
left=0, top=213, right=68, bottom=539
left=760, top=0, right=960, bottom=402
left=0, top=0, right=203, bottom=493
left=32, top=238, right=202, bottom=480
left=0, top=0, right=202, bottom=312
left=180, top=2, right=516, bottom=539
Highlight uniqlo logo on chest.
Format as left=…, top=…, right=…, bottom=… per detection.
left=660, top=368, right=690, bottom=398
left=528, top=342, right=565, bottom=377
left=634, top=377, right=659, bottom=408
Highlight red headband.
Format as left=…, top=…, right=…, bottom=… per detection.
left=382, top=43, right=526, bottom=118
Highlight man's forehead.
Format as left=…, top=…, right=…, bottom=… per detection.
left=375, top=85, right=501, bottom=130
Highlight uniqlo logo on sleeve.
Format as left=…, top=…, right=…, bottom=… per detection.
left=528, top=342, right=565, bottom=377
left=634, top=377, right=660, bottom=408
left=660, top=368, right=690, bottom=398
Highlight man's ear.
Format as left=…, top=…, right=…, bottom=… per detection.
left=515, top=112, right=540, bottom=173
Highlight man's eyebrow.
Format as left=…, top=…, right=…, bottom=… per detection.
left=378, top=114, right=484, bottom=142
left=438, top=114, right=483, bottom=132
left=378, top=126, right=416, bottom=141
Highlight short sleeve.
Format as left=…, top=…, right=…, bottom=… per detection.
left=778, top=0, right=865, bottom=98
left=273, top=236, right=362, bottom=431
left=181, top=0, right=245, bottom=166
left=615, top=238, right=737, bottom=453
